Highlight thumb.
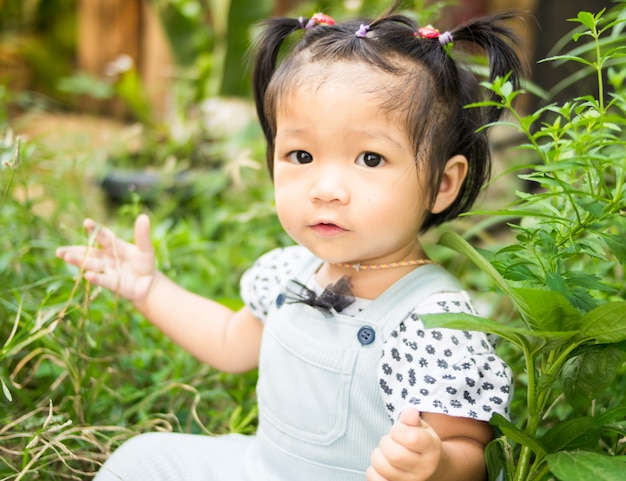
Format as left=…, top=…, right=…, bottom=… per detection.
left=398, top=407, right=421, bottom=427
left=134, top=214, right=153, bottom=253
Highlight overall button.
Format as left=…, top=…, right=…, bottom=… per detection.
left=276, top=293, right=286, bottom=308
left=357, top=326, right=376, bottom=345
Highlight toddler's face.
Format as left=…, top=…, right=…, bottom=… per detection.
left=272, top=62, right=431, bottom=266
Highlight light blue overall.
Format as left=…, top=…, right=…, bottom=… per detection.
left=94, top=255, right=461, bottom=481
left=256, top=256, right=461, bottom=480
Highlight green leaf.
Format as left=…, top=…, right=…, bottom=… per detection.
left=490, top=413, right=547, bottom=457
left=437, top=232, right=531, bottom=319
left=579, top=302, right=626, bottom=342
left=561, top=347, right=624, bottom=408
left=540, top=417, right=602, bottom=453
left=511, top=287, right=581, bottom=332
left=578, top=199, right=605, bottom=217
left=565, top=271, right=615, bottom=293
left=597, top=406, right=626, bottom=425
left=602, top=234, right=626, bottom=264
left=418, top=312, right=577, bottom=352
left=541, top=54, right=595, bottom=68
left=547, top=451, right=626, bottom=481
left=573, top=11, right=596, bottom=30
left=485, top=437, right=514, bottom=481
left=1, top=377, right=12, bottom=402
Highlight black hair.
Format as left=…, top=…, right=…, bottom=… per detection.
left=251, top=6, right=524, bottom=231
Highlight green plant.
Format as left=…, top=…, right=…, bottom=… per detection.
left=0, top=116, right=279, bottom=477
left=423, top=6, right=626, bottom=481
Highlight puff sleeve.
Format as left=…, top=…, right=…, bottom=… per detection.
left=239, top=246, right=308, bottom=322
left=378, top=291, right=513, bottom=422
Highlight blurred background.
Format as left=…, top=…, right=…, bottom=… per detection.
left=0, top=0, right=613, bottom=148
left=0, top=0, right=613, bottom=216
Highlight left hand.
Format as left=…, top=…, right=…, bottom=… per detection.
left=366, top=408, right=442, bottom=481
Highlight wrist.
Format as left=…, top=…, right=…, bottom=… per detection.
left=132, top=269, right=163, bottom=314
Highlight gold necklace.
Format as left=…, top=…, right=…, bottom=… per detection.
left=331, top=259, right=435, bottom=272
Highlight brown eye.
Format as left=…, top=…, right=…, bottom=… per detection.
left=288, top=150, right=313, bottom=164
left=356, top=152, right=385, bottom=168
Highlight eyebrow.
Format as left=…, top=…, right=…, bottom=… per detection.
left=351, top=129, right=407, bottom=151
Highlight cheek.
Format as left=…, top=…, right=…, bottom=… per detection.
left=273, top=184, right=296, bottom=231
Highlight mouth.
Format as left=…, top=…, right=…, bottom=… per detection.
left=310, top=222, right=348, bottom=237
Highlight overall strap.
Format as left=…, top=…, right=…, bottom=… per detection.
left=286, top=248, right=463, bottom=341
left=359, top=264, right=463, bottom=340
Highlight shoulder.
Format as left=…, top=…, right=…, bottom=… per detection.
left=239, top=245, right=313, bottom=321
left=413, top=289, right=476, bottom=316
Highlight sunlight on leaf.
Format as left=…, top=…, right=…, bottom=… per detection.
left=547, top=451, right=626, bottom=481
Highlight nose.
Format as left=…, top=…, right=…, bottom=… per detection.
left=308, top=163, right=350, bottom=204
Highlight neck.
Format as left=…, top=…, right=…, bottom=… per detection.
left=318, top=257, right=433, bottom=300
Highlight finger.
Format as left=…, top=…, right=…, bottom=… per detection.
left=83, top=218, right=98, bottom=231
left=378, top=432, right=423, bottom=474
left=390, top=416, right=433, bottom=456
left=369, top=447, right=395, bottom=480
left=84, top=220, right=120, bottom=251
left=134, top=214, right=153, bottom=253
left=56, top=246, right=101, bottom=265
left=398, top=407, right=421, bottom=427
left=83, top=270, right=121, bottom=292
left=365, top=464, right=389, bottom=481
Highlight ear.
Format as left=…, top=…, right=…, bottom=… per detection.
left=431, top=155, right=468, bottom=214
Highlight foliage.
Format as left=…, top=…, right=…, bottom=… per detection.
left=3, top=1, right=625, bottom=480
left=0, top=0, right=77, bottom=108
left=422, top=5, right=626, bottom=481
left=0, top=111, right=285, bottom=477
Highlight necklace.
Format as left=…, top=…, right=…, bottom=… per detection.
left=331, top=258, right=435, bottom=271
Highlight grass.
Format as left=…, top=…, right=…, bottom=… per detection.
left=0, top=113, right=282, bottom=478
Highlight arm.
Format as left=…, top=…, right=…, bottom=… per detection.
left=366, top=408, right=492, bottom=481
left=56, top=214, right=263, bottom=373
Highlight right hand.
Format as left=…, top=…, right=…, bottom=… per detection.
left=56, top=214, right=157, bottom=306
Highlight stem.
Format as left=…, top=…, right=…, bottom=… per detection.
left=594, top=24, right=604, bottom=113
left=529, top=461, right=551, bottom=481
left=514, top=342, right=539, bottom=481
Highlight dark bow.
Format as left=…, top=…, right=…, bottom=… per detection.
left=284, top=275, right=355, bottom=313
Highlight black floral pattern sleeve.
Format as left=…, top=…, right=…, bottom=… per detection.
left=240, top=246, right=306, bottom=322
left=378, top=291, right=513, bottom=423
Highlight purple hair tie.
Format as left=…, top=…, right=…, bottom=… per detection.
left=355, top=24, right=370, bottom=38
left=439, top=31, right=454, bottom=46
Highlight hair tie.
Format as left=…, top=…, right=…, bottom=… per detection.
left=355, top=24, right=370, bottom=38
left=416, top=25, right=440, bottom=39
left=439, top=31, right=454, bottom=46
left=298, top=16, right=306, bottom=29
left=305, top=12, right=335, bottom=30
left=415, top=25, right=453, bottom=48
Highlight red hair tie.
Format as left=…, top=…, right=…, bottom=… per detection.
left=305, top=13, right=335, bottom=30
left=415, top=25, right=454, bottom=46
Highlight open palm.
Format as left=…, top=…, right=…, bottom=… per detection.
left=56, top=214, right=156, bottom=306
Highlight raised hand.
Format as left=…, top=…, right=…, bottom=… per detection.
left=366, top=408, right=442, bottom=481
left=56, top=214, right=157, bottom=306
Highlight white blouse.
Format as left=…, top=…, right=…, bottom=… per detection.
left=240, top=246, right=512, bottom=422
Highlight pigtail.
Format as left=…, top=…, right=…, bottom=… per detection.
left=251, top=18, right=303, bottom=151
left=390, top=12, right=526, bottom=229
left=449, top=11, right=525, bottom=124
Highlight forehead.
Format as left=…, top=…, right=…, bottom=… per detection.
left=275, top=60, right=409, bottom=113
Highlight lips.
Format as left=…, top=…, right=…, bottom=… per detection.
left=310, top=222, right=348, bottom=237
